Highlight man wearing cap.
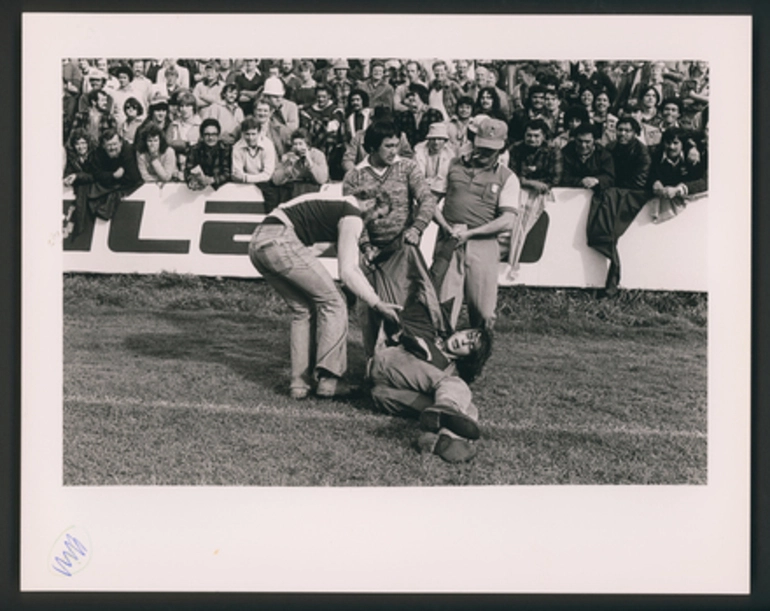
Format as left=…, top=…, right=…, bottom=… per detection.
left=431, top=118, right=521, bottom=330
left=262, top=76, right=300, bottom=133
left=413, top=122, right=456, bottom=197
left=328, top=59, right=355, bottom=109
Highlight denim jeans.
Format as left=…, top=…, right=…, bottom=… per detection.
left=369, top=345, right=478, bottom=421
left=249, top=222, right=347, bottom=393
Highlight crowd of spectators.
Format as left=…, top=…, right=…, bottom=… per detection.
left=62, top=57, right=709, bottom=274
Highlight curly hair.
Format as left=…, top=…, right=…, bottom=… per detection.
left=454, top=328, right=493, bottom=384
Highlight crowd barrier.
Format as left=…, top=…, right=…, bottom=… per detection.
left=63, top=182, right=708, bottom=291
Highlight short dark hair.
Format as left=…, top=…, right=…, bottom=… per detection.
left=563, top=104, right=590, bottom=127
left=99, top=128, right=120, bottom=145
left=638, top=85, right=661, bottom=106
left=573, top=122, right=596, bottom=139
left=123, top=97, right=144, bottom=117
left=524, top=118, right=549, bottom=136
left=616, top=116, right=641, bottom=135
left=66, top=127, right=94, bottom=153
left=290, top=127, right=310, bottom=143
left=661, top=127, right=686, bottom=145
left=240, top=116, right=260, bottom=132
left=528, top=84, right=546, bottom=99
left=348, top=88, right=370, bottom=108
left=661, top=97, right=683, bottom=114
left=87, top=88, right=107, bottom=106
left=137, top=123, right=169, bottom=154
left=363, top=120, right=399, bottom=154
left=114, top=65, right=134, bottom=81
left=454, top=328, right=493, bottom=384
left=456, top=95, right=474, bottom=109
left=407, top=82, right=430, bottom=105
left=221, top=83, right=239, bottom=99
left=314, top=84, right=332, bottom=97
left=200, top=118, right=221, bottom=136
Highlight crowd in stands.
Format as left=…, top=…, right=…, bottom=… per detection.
left=62, top=57, right=709, bottom=288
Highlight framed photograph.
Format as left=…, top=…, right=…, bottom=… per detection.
left=21, top=12, right=751, bottom=594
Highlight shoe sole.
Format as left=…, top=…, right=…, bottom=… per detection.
left=419, top=406, right=480, bottom=440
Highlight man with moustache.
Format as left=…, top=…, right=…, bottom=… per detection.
left=431, top=118, right=521, bottom=330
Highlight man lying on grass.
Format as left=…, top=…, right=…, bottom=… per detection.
left=367, top=245, right=492, bottom=463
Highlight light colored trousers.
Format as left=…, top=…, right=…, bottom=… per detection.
left=249, top=222, right=347, bottom=393
left=369, top=345, right=478, bottom=421
left=432, top=232, right=500, bottom=329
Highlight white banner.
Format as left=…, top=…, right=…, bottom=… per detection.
left=63, top=182, right=708, bottom=291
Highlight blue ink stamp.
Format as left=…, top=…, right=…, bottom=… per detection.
left=49, top=526, right=91, bottom=577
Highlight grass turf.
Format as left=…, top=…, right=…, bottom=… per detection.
left=63, top=274, right=707, bottom=486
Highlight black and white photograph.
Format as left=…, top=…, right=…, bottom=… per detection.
left=21, top=13, right=751, bottom=594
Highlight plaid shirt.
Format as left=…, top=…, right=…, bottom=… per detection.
left=509, top=141, right=562, bottom=187
left=185, top=141, right=232, bottom=189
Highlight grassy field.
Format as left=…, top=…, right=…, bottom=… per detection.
left=63, top=273, right=707, bottom=486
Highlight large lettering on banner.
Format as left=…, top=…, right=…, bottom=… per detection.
left=63, top=183, right=708, bottom=291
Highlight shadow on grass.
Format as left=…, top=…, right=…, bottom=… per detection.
left=123, top=310, right=372, bottom=399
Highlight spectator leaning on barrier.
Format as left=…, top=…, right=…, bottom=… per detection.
left=431, top=118, right=520, bottom=330
left=586, top=116, right=651, bottom=297
left=87, top=128, right=143, bottom=221
left=231, top=116, right=277, bottom=207
left=203, top=83, right=244, bottom=146
left=62, top=127, right=97, bottom=239
left=559, top=122, right=615, bottom=191
left=413, top=122, right=455, bottom=197
left=135, top=123, right=180, bottom=185
left=184, top=118, right=232, bottom=191
left=647, top=126, right=707, bottom=224
left=505, top=117, right=562, bottom=279
left=272, top=128, right=329, bottom=202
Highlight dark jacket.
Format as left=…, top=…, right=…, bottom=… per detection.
left=560, top=141, right=615, bottom=190
left=607, top=138, right=651, bottom=190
